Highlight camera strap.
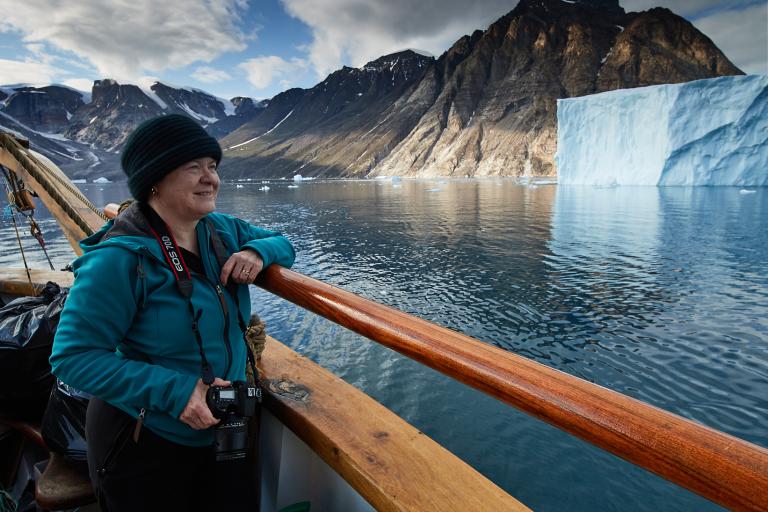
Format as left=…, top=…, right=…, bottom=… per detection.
left=141, top=203, right=215, bottom=385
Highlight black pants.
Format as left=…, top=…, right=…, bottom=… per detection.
left=86, top=398, right=256, bottom=511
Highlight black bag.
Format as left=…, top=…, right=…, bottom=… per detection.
left=41, top=379, right=90, bottom=472
left=0, top=282, right=68, bottom=420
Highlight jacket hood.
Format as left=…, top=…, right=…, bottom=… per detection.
left=80, top=202, right=159, bottom=255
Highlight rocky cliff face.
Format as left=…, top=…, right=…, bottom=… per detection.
left=64, top=79, right=164, bottom=150
left=595, top=7, right=743, bottom=90
left=63, top=79, right=257, bottom=152
left=223, top=0, right=742, bottom=179
left=221, top=50, right=434, bottom=177
left=1, top=86, right=85, bottom=133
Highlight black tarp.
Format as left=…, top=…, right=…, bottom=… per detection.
left=0, top=282, right=67, bottom=420
left=41, top=379, right=90, bottom=471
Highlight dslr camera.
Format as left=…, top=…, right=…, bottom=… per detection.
left=206, top=380, right=261, bottom=462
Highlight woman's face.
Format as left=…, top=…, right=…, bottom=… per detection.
left=154, top=156, right=220, bottom=220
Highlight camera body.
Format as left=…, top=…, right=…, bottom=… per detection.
left=206, top=380, right=261, bottom=462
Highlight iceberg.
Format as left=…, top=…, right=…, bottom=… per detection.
left=92, top=177, right=112, bottom=183
left=556, top=75, right=768, bottom=186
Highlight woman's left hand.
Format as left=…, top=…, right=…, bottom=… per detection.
left=220, top=249, right=264, bottom=285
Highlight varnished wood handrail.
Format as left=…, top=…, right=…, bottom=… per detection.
left=256, top=264, right=768, bottom=511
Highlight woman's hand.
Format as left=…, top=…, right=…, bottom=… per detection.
left=220, top=249, right=264, bottom=285
left=179, top=377, right=230, bottom=430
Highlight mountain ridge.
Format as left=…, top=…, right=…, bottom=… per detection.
left=0, top=0, right=743, bottom=180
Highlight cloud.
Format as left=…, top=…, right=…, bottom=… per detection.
left=238, top=56, right=307, bottom=90
left=0, top=58, right=58, bottom=85
left=60, top=78, right=95, bottom=92
left=691, top=2, right=767, bottom=74
left=0, top=0, right=249, bottom=82
left=279, top=0, right=512, bottom=78
left=191, top=66, right=233, bottom=84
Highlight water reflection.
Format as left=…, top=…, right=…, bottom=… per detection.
left=2, top=180, right=765, bottom=512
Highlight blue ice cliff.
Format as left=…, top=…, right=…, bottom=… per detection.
left=556, top=75, right=768, bottom=186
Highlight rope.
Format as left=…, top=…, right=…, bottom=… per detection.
left=9, top=208, right=32, bottom=286
left=245, top=313, right=267, bottom=383
left=0, top=133, right=105, bottom=237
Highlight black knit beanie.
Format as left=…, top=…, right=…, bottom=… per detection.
left=121, top=114, right=222, bottom=200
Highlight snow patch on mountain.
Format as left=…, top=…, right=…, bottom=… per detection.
left=219, top=97, right=236, bottom=116
left=137, top=81, right=168, bottom=109
left=226, top=109, right=294, bottom=150
left=177, top=102, right=219, bottom=124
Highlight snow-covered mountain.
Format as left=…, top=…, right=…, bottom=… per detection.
left=0, top=80, right=263, bottom=180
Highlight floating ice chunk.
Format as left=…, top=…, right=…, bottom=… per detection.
left=71, top=179, right=87, bottom=184
left=287, top=185, right=299, bottom=189
left=259, top=186, right=270, bottom=191
left=236, top=184, right=244, bottom=188
left=739, top=189, right=757, bottom=194
left=93, top=177, right=111, bottom=183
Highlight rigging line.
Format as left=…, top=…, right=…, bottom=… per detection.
left=2, top=162, right=55, bottom=270
left=9, top=209, right=32, bottom=286
left=22, top=210, right=55, bottom=271
left=2, top=165, right=33, bottom=283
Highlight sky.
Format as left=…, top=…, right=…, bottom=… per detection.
left=0, top=0, right=765, bottom=101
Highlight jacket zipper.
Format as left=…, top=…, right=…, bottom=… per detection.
left=99, top=414, right=135, bottom=476
left=133, top=408, right=146, bottom=443
left=192, top=272, right=233, bottom=378
left=214, top=282, right=233, bottom=377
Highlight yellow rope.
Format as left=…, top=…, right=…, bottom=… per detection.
left=245, top=313, right=267, bottom=384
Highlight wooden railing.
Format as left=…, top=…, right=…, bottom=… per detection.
left=256, top=265, right=768, bottom=511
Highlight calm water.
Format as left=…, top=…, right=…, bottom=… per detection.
left=2, top=179, right=767, bottom=511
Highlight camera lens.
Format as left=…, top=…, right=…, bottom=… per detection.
left=213, top=413, right=249, bottom=462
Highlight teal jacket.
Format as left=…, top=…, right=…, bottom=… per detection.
left=50, top=203, right=295, bottom=446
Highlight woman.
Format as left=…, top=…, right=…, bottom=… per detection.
left=50, top=114, right=295, bottom=510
